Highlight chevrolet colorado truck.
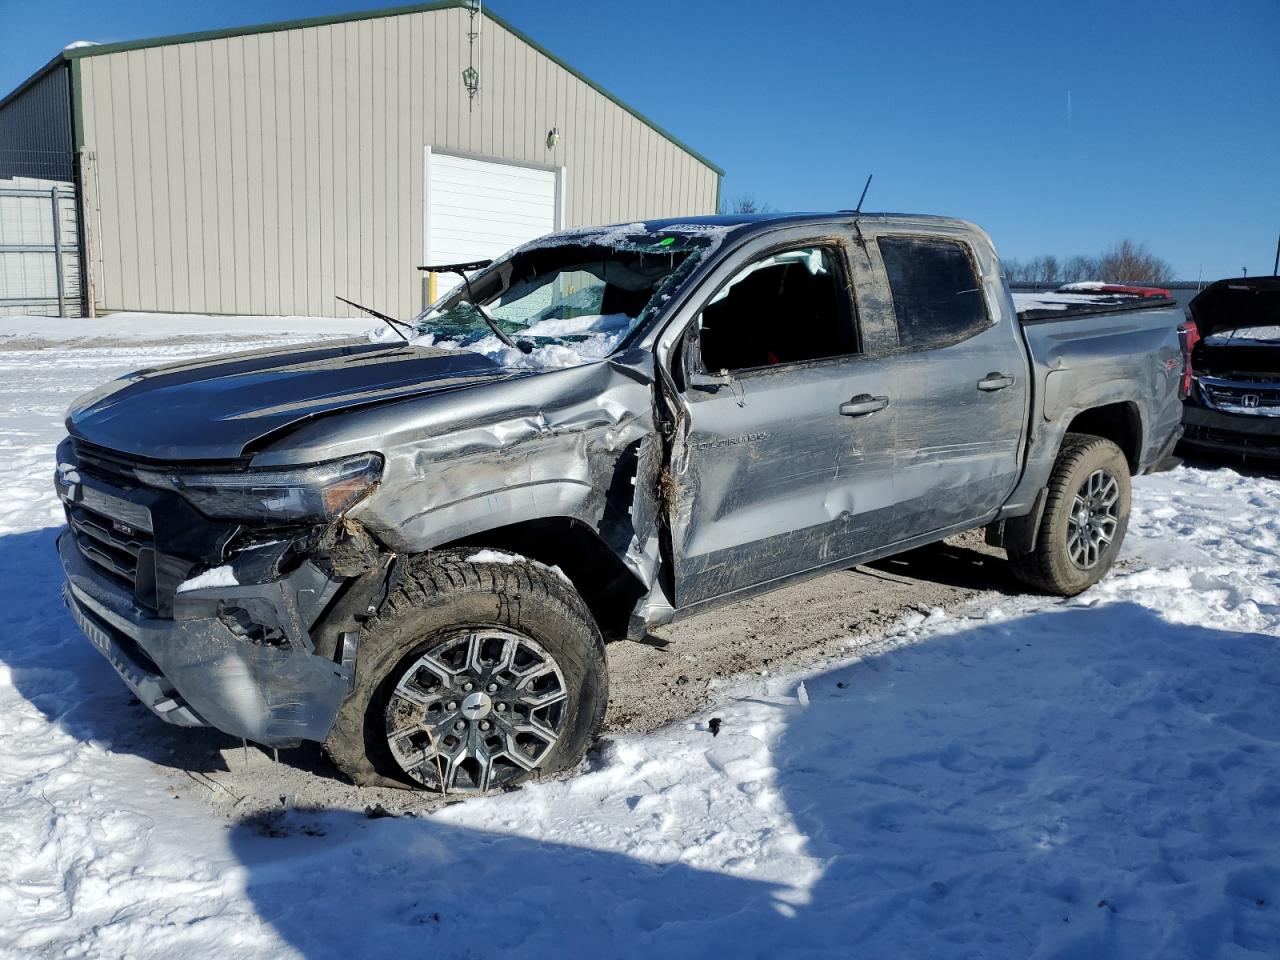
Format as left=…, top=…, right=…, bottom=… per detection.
left=55, top=213, right=1187, bottom=793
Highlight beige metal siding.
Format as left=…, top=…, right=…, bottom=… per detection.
left=78, top=7, right=718, bottom=317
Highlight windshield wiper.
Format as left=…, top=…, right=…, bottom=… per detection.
left=336, top=295, right=414, bottom=344
left=419, top=261, right=531, bottom=353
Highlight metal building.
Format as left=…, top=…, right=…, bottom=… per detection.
left=0, top=1, right=722, bottom=318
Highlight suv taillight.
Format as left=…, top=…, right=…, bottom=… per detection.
left=1177, top=321, right=1201, bottom=399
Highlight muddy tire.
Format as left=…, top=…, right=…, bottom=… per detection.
left=324, top=550, right=607, bottom=793
left=1007, top=434, right=1131, bottom=597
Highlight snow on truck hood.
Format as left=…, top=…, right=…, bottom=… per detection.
left=367, top=311, right=632, bottom=370
left=65, top=338, right=524, bottom=461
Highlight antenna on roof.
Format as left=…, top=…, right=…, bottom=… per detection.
left=853, top=173, right=873, bottom=215
left=849, top=173, right=874, bottom=261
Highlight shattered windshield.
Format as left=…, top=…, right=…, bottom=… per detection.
left=403, top=230, right=714, bottom=368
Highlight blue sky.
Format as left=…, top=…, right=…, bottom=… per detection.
left=3, top=0, right=1277, bottom=279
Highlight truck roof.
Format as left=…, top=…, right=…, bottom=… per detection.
left=633, top=211, right=982, bottom=234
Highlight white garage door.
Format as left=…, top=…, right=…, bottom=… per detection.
left=424, top=150, right=561, bottom=270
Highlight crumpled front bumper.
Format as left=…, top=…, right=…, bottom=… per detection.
left=58, top=529, right=352, bottom=747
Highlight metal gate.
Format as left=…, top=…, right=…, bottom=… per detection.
left=0, top=178, right=82, bottom=317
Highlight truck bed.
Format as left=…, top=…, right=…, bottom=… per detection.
left=1013, top=290, right=1182, bottom=323
left=997, top=294, right=1186, bottom=519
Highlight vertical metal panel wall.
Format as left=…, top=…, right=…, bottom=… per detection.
left=0, top=179, right=82, bottom=316
left=0, top=63, right=75, bottom=182
left=77, top=7, right=719, bottom=317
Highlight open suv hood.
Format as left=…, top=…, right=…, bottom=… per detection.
left=1190, top=277, right=1280, bottom=339
left=66, top=340, right=516, bottom=461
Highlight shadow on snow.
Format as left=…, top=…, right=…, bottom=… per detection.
left=224, top=603, right=1280, bottom=958
left=5, top=524, right=1280, bottom=956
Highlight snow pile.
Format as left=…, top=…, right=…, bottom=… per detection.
left=465, top=549, right=572, bottom=584
left=176, top=565, right=239, bottom=593
left=1058, top=281, right=1114, bottom=292
left=1, top=317, right=1280, bottom=956
left=1205, top=325, right=1280, bottom=344
left=1012, top=291, right=1115, bottom=312
left=373, top=312, right=632, bottom=370
left=0, top=313, right=373, bottom=345
left=498, top=220, right=737, bottom=262
left=1011, top=291, right=1159, bottom=314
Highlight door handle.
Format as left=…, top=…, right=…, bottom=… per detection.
left=839, top=394, right=889, bottom=417
left=977, top=373, right=1015, bottom=392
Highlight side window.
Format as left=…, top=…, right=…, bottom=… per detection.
left=877, top=237, right=990, bottom=350
left=698, top=246, right=857, bottom=373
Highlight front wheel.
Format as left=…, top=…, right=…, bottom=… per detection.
left=1007, top=434, right=1132, bottom=596
left=324, top=551, right=607, bottom=793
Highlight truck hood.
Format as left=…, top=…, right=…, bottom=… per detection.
left=1190, top=277, right=1280, bottom=339
left=66, top=339, right=519, bottom=461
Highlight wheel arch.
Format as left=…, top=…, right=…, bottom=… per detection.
left=1063, top=401, right=1143, bottom=472
left=440, top=516, right=648, bottom=641
left=995, top=406, right=1140, bottom=554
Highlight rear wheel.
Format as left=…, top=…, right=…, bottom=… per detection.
left=1008, top=434, right=1131, bottom=596
left=325, top=551, right=607, bottom=793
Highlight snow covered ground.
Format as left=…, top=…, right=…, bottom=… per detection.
left=2, top=316, right=1280, bottom=958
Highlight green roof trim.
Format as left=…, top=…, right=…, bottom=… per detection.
left=57, top=1, right=464, bottom=59
left=22, top=0, right=723, bottom=176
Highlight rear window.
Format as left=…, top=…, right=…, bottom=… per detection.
left=877, top=237, right=990, bottom=349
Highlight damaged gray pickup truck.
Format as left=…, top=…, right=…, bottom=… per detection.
left=56, top=213, right=1187, bottom=793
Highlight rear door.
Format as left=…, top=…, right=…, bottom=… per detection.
left=859, top=232, right=1030, bottom=539
left=666, top=237, right=899, bottom=608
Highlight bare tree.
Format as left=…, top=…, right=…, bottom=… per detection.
left=719, top=193, right=775, bottom=215
left=1095, top=239, right=1172, bottom=283
left=1040, top=254, right=1060, bottom=286
left=1006, top=243, right=1170, bottom=285
left=1003, top=258, right=1034, bottom=284
left=1062, top=255, right=1099, bottom=283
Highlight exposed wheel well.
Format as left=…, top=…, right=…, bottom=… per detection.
left=441, top=517, right=646, bottom=641
left=1064, top=402, right=1142, bottom=471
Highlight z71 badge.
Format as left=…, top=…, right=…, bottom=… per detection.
left=692, top=432, right=768, bottom=451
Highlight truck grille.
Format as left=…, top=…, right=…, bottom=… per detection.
left=67, top=502, right=152, bottom=586
left=1197, top=376, right=1280, bottom=415
left=64, top=442, right=160, bottom=609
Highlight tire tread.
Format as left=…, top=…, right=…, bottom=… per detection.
left=1008, top=433, right=1130, bottom=596
left=324, top=549, right=606, bottom=790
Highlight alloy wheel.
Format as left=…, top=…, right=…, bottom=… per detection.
left=1066, top=468, right=1120, bottom=570
left=384, top=628, right=569, bottom=792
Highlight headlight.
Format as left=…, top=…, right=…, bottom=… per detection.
left=137, top=453, right=383, bottom=521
